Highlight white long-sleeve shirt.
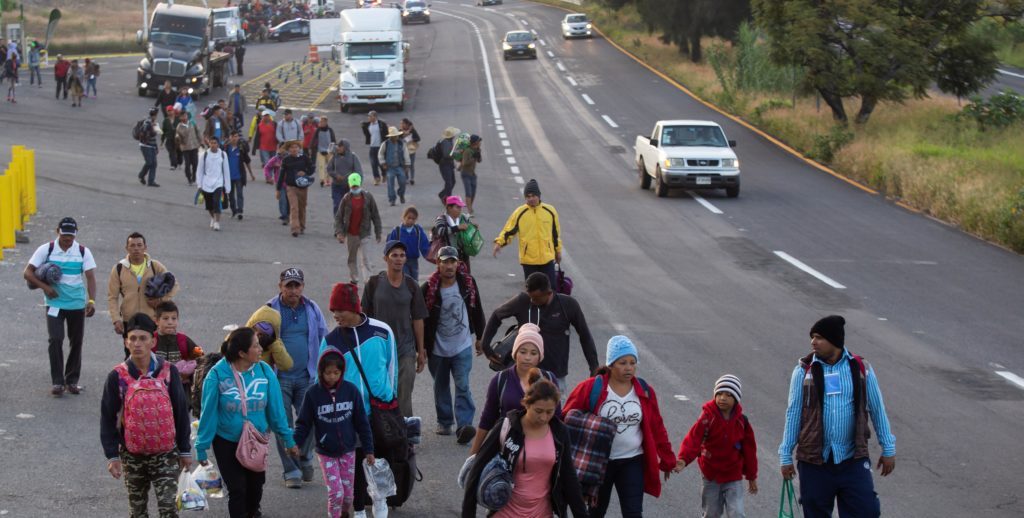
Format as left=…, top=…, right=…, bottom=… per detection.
left=197, top=148, right=231, bottom=193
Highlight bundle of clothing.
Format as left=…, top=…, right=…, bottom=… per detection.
left=145, top=271, right=176, bottom=298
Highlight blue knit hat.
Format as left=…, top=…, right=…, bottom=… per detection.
left=606, top=335, right=639, bottom=366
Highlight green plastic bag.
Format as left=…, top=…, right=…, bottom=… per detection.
left=459, top=222, right=484, bottom=257
left=779, top=478, right=797, bottom=518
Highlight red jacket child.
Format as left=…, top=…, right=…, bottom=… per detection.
left=678, top=398, right=758, bottom=484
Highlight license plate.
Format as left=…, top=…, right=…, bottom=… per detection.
left=516, top=50, right=524, bottom=54
left=696, top=177, right=711, bottom=185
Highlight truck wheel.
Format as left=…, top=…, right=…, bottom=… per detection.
left=638, top=159, right=651, bottom=190
left=138, top=88, right=147, bottom=97
left=655, top=167, right=668, bottom=198
left=726, top=184, right=740, bottom=198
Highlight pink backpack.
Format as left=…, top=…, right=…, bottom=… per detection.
left=115, top=362, right=176, bottom=455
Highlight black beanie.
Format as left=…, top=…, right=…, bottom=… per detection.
left=810, top=315, right=845, bottom=348
left=524, top=179, right=541, bottom=198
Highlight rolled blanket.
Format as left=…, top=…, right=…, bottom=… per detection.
left=145, top=271, right=176, bottom=299
left=35, top=262, right=63, bottom=285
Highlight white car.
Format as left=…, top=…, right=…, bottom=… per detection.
left=561, top=13, right=592, bottom=39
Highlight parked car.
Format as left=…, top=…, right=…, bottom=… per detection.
left=478, top=0, right=503, bottom=5
left=268, top=18, right=310, bottom=41
left=634, top=120, right=741, bottom=198
left=400, top=0, right=430, bottom=24
left=561, top=13, right=592, bottom=39
left=501, top=30, right=536, bottom=60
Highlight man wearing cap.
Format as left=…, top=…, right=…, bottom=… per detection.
left=361, top=111, right=388, bottom=185
left=326, top=139, right=363, bottom=216
left=481, top=272, right=598, bottom=393
left=276, top=108, right=303, bottom=144
left=252, top=109, right=279, bottom=169
left=335, top=174, right=383, bottom=284
left=435, top=127, right=459, bottom=203
left=24, top=218, right=98, bottom=397
left=137, top=107, right=161, bottom=187
left=378, top=126, right=411, bottom=206
left=493, top=178, right=562, bottom=289
left=319, top=282, right=398, bottom=517
left=421, top=246, right=484, bottom=442
left=779, top=315, right=896, bottom=518
left=54, top=53, right=71, bottom=99
left=361, top=240, right=428, bottom=418
left=267, top=267, right=329, bottom=488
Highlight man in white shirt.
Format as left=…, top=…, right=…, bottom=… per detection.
left=23, top=217, right=98, bottom=397
left=196, top=138, right=232, bottom=231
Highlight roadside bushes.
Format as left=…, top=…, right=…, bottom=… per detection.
left=959, top=90, right=1024, bottom=130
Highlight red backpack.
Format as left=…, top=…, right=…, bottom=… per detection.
left=115, top=362, right=176, bottom=455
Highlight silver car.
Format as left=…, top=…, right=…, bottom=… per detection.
left=561, top=13, right=592, bottom=39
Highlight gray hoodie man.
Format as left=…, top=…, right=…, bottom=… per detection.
left=326, top=139, right=364, bottom=216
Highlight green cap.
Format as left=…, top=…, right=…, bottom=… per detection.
left=348, top=173, right=362, bottom=188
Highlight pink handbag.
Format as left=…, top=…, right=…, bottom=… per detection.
left=232, top=367, right=270, bottom=472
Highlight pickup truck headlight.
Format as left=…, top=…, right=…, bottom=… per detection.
left=341, top=81, right=355, bottom=88
left=387, top=80, right=402, bottom=87
left=721, top=158, right=738, bottom=168
left=665, top=158, right=685, bottom=168
left=528, top=43, right=536, bottom=49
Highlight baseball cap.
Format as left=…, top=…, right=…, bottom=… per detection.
left=437, top=246, right=459, bottom=261
left=58, top=217, right=78, bottom=236
left=348, top=173, right=362, bottom=188
left=445, top=195, right=466, bottom=207
left=383, top=240, right=407, bottom=257
left=280, top=267, right=304, bottom=285
left=253, top=322, right=274, bottom=336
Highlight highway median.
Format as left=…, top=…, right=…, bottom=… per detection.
left=531, top=0, right=1024, bottom=254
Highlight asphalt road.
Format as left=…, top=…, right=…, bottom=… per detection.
left=1, top=0, right=1023, bottom=516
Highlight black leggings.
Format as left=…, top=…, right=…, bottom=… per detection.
left=213, top=436, right=266, bottom=518
left=181, top=149, right=199, bottom=183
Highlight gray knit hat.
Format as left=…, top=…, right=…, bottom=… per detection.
left=714, top=374, right=742, bottom=401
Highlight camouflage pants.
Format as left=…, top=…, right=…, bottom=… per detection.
left=122, top=450, right=180, bottom=518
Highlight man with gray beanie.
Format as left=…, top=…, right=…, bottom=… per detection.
left=778, top=315, right=896, bottom=518
left=493, top=178, right=563, bottom=289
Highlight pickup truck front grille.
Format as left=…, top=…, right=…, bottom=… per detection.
left=357, top=71, right=386, bottom=84
left=153, top=59, right=187, bottom=78
left=686, top=159, right=720, bottom=167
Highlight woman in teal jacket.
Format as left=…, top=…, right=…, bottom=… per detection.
left=196, top=327, right=298, bottom=518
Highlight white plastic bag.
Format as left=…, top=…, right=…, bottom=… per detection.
left=192, top=463, right=225, bottom=499
left=362, top=458, right=397, bottom=501
left=176, top=469, right=208, bottom=511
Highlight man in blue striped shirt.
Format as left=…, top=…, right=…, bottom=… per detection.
left=778, top=315, right=896, bottom=517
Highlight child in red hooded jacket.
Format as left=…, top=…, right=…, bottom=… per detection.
left=675, top=374, right=758, bottom=518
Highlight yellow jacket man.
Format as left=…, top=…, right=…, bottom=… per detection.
left=493, top=178, right=562, bottom=289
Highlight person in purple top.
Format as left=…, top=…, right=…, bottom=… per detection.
left=468, top=323, right=559, bottom=454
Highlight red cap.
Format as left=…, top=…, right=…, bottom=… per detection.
left=329, top=282, right=361, bottom=314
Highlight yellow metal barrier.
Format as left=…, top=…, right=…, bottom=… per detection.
left=0, top=145, right=38, bottom=262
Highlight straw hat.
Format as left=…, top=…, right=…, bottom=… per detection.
left=386, top=126, right=402, bottom=138
left=442, top=127, right=460, bottom=139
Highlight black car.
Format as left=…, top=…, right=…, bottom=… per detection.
left=268, top=19, right=309, bottom=42
left=401, top=0, right=430, bottom=24
left=502, top=30, right=536, bottom=60
left=478, top=0, right=502, bottom=5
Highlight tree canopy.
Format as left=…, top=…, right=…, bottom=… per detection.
left=634, top=0, right=752, bottom=62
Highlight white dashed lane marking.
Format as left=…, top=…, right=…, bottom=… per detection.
left=510, top=166, right=520, bottom=175
left=601, top=115, right=618, bottom=128
left=539, top=39, right=547, bottom=47
left=499, top=132, right=507, bottom=139
left=996, top=371, right=1024, bottom=390
left=567, top=76, right=577, bottom=86
left=687, top=191, right=724, bottom=214
left=581, top=93, right=594, bottom=105
left=507, top=157, right=517, bottom=164
left=547, top=50, right=555, bottom=58
left=773, top=251, right=847, bottom=289
left=513, top=176, right=524, bottom=184
left=556, top=62, right=566, bottom=72
left=501, top=140, right=511, bottom=147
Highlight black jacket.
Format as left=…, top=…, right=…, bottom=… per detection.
left=99, top=354, right=192, bottom=460
left=461, top=409, right=588, bottom=518
left=421, top=273, right=485, bottom=356
left=277, top=154, right=312, bottom=189
left=361, top=119, right=388, bottom=146
left=481, top=292, right=599, bottom=378
left=154, top=88, right=178, bottom=111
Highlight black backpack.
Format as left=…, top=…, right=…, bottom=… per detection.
left=132, top=119, right=148, bottom=142
left=426, top=139, right=444, bottom=165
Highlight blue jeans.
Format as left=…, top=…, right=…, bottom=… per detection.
left=29, top=65, right=41, bottom=85
left=702, top=478, right=746, bottom=518
left=331, top=183, right=349, bottom=217
left=438, top=162, right=456, bottom=202
left=798, top=457, right=880, bottom=518
left=368, top=146, right=381, bottom=180
left=278, top=186, right=290, bottom=220
left=386, top=167, right=407, bottom=203
left=86, top=76, right=97, bottom=96
left=591, top=454, right=645, bottom=518
left=403, top=258, right=420, bottom=281
left=259, top=149, right=274, bottom=168
left=274, top=375, right=315, bottom=480
left=229, top=180, right=245, bottom=214
left=462, top=173, right=477, bottom=200
left=427, top=346, right=475, bottom=429
left=138, top=146, right=158, bottom=185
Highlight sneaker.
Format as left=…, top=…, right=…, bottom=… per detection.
left=456, top=425, right=475, bottom=445
left=51, top=385, right=65, bottom=397
left=139, top=176, right=146, bottom=185
left=301, top=465, right=315, bottom=482
left=66, top=384, right=83, bottom=395
left=292, top=232, right=299, bottom=237
left=435, top=424, right=454, bottom=436
left=389, top=201, right=396, bottom=206
left=373, top=178, right=381, bottom=186
left=281, top=220, right=288, bottom=226
left=285, top=477, right=302, bottom=489
left=353, top=511, right=367, bottom=518
left=237, top=214, right=243, bottom=220
left=210, top=219, right=215, bottom=230
left=409, top=179, right=415, bottom=186
left=213, top=222, right=220, bottom=231
left=400, top=195, right=405, bottom=204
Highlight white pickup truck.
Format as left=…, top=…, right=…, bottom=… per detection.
left=634, top=120, right=741, bottom=198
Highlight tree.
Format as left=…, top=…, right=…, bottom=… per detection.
left=754, top=0, right=1000, bottom=124
left=637, top=0, right=752, bottom=62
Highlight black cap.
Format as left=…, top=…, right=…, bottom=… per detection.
left=810, top=315, right=846, bottom=349
left=280, top=267, right=304, bottom=284
left=58, top=217, right=78, bottom=236
left=437, top=246, right=459, bottom=261
left=125, top=313, right=157, bottom=334
left=469, top=134, right=482, bottom=144
left=148, top=107, right=159, bottom=116
left=383, top=240, right=407, bottom=257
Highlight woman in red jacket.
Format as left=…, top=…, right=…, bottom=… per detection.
left=562, top=335, right=676, bottom=517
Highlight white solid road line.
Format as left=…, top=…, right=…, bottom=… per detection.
left=547, top=50, right=555, bottom=58
left=773, top=251, right=847, bottom=289
left=435, top=10, right=500, bottom=120
left=687, top=191, right=724, bottom=214
left=556, top=62, right=566, bottom=72
left=601, top=115, right=619, bottom=128
left=566, top=76, right=578, bottom=86
left=581, top=93, right=595, bottom=105
left=997, top=68, right=1024, bottom=79
left=996, top=371, right=1024, bottom=390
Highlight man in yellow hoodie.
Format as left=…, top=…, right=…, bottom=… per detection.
left=246, top=305, right=294, bottom=371
left=493, top=178, right=563, bottom=290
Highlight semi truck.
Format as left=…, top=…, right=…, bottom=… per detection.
left=334, top=8, right=408, bottom=112
left=135, top=2, right=231, bottom=97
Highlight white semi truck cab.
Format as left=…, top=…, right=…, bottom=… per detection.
left=335, top=8, right=408, bottom=112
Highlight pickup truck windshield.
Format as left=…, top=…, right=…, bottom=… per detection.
left=661, top=125, right=728, bottom=147
left=345, top=42, right=398, bottom=60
